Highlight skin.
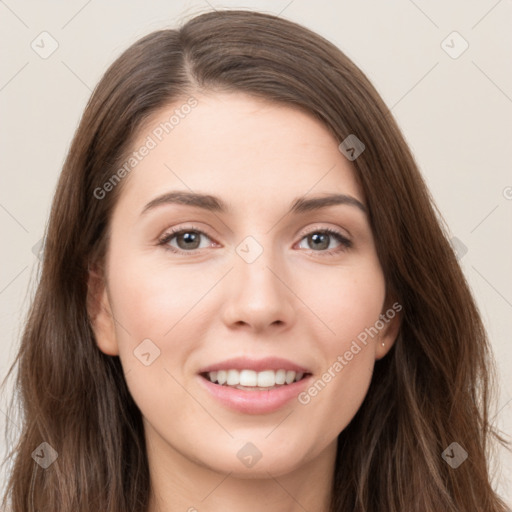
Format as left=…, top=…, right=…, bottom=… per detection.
left=88, top=91, right=401, bottom=512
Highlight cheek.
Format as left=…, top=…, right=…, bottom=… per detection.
left=298, top=324, right=377, bottom=443
left=107, top=260, right=205, bottom=421
left=297, top=262, right=385, bottom=425
left=310, top=261, right=386, bottom=343
left=108, top=254, right=213, bottom=341
left=106, top=252, right=230, bottom=408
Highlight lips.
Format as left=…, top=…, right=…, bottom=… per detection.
left=197, top=356, right=313, bottom=414
left=198, top=356, right=310, bottom=374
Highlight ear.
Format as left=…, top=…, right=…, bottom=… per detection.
left=375, top=298, right=402, bottom=360
left=86, top=264, right=119, bottom=356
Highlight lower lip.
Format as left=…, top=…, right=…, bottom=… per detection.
left=198, top=374, right=312, bottom=414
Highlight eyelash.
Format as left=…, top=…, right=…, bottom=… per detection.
left=157, top=225, right=352, bottom=257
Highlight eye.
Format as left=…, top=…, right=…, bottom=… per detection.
left=296, top=228, right=352, bottom=256
left=158, top=225, right=216, bottom=255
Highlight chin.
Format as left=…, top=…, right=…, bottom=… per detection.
left=194, top=443, right=309, bottom=478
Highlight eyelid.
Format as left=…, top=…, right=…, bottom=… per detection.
left=295, top=223, right=351, bottom=242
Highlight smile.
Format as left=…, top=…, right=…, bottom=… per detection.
left=197, top=357, right=313, bottom=414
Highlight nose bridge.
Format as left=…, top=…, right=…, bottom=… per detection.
left=222, top=233, right=295, bottom=330
left=236, top=233, right=285, bottom=301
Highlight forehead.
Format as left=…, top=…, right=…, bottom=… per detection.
left=114, top=91, right=364, bottom=217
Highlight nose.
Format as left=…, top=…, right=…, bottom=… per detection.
left=220, top=241, right=296, bottom=333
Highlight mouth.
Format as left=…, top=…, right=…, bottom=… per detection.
left=196, top=356, right=313, bottom=413
left=199, top=368, right=312, bottom=391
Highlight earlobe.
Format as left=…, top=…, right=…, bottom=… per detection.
left=86, top=266, right=119, bottom=356
left=376, top=300, right=402, bottom=359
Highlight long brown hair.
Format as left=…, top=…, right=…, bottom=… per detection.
left=1, top=9, right=509, bottom=512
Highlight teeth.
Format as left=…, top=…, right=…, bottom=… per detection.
left=227, top=369, right=239, bottom=386
left=241, top=369, right=257, bottom=387
left=275, top=369, right=286, bottom=385
left=206, top=369, right=306, bottom=387
left=257, top=370, right=274, bottom=387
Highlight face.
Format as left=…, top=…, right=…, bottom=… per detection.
left=88, top=91, right=400, bottom=479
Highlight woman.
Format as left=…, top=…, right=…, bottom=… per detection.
left=1, top=9, right=509, bottom=512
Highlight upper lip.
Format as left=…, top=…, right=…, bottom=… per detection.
left=198, top=356, right=311, bottom=374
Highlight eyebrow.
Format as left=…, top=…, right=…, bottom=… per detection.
left=140, top=190, right=367, bottom=216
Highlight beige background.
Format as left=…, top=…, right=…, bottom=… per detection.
left=0, top=0, right=511, bottom=505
